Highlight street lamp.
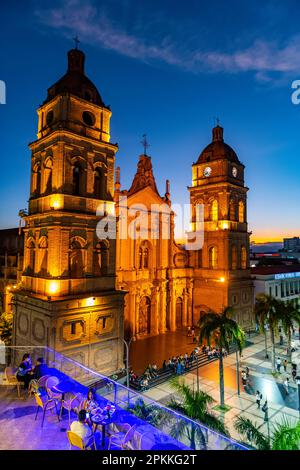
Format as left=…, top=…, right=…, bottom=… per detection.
left=236, top=348, right=240, bottom=396
left=120, top=337, right=133, bottom=391
left=264, top=324, right=269, bottom=359
left=296, top=376, right=300, bottom=418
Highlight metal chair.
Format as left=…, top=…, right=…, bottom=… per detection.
left=67, top=431, right=96, bottom=450
left=60, top=392, right=82, bottom=426
left=45, top=376, right=61, bottom=400
left=108, top=424, right=137, bottom=450
left=34, top=393, right=60, bottom=427
left=4, top=367, right=22, bottom=398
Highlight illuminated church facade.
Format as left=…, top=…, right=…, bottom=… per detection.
left=13, top=48, right=253, bottom=373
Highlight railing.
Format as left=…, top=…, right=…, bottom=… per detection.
left=0, top=346, right=249, bottom=451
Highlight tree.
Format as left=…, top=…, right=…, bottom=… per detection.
left=198, top=306, right=245, bottom=409
left=279, top=300, right=300, bottom=359
left=167, top=377, right=228, bottom=449
left=0, top=313, right=13, bottom=345
left=235, top=415, right=300, bottom=450
left=255, top=294, right=282, bottom=373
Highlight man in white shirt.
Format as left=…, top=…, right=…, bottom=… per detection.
left=70, top=410, right=94, bottom=448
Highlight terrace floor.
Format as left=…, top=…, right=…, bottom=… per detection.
left=0, top=387, right=71, bottom=450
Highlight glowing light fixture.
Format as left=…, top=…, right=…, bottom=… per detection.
left=85, top=297, right=96, bottom=307
left=219, top=277, right=225, bottom=283
left=221, top=221, right=229, bottom=230
left=48, top=281, right=59, bottom=295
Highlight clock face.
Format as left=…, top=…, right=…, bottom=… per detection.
left=232, top=166, right=238, bottom=177
left=203, top=166, right=212, bottom=177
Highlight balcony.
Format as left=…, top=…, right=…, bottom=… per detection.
left=0, top=346, right=247, bottom=450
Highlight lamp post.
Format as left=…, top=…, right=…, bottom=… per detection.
left=121, top=337, right=133, bottom=391
left=296, top=376, right=300, bottom=419
left=264, top=325, right=269, bottom=359
left=236, top=349, right=240, bottom=396
left=196, top=352, right=200, bottom=392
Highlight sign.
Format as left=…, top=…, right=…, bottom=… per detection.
left=275, top=272, right=300, bottom=280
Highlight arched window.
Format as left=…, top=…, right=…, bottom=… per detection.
left=209, top=246, right=218, bottom=269
left=94, top=168, right=105, bottom=199
left=93, top=241, right=109, bottom=275
left=143, top=248, right=149, bottom=269
left=238, top=201, right=245, bottom=223
left=229, top=200, right=235, bottom=221
left=241, top=246, right=247, bottom=269
left=138, top=242, right=150, bottom=270
left=73, top=165, right=82, bottom=196
left=38, top=236, right=48, bottom=276
left=26, top=238, right=36, bottom=274
left=33, top=164, right=41, bottom=196
left=231, top=245, right=237, bottom=270
left=211, top=199, right=218, bottom=222
left=44, top=159, right=53, bottom=194
left=69, top=239, right=84, bottom=277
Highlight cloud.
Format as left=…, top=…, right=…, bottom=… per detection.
left=35, top=0, right=300, bottom=82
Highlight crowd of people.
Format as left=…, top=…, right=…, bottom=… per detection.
left=129, top=343, right=230, bottom=390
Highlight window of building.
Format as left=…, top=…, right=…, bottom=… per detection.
left=229, top=200, right=235, bottom=221
left=94, top=167, right=105, bottom=199
left=71, top=322, right=76, bottom=335
left=231, top=245, right=237, bottom=270
left=211, top=200, right=218, bottom=222
left=238, top=201, right=245, bottom=223
left=209, top=246, right=218, bottom=269
left=143, top=248, right=149, bottom=269
left=241, top=246, right=247, bottom=269
left=73, top=165, right=81, bottom=196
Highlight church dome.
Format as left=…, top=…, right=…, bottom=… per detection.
left=196, top=125, right=240, bottom=164
left=44, top=49, right=106, bottom=107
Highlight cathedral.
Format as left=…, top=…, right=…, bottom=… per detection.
left=12, top=47, right=254, bottom=374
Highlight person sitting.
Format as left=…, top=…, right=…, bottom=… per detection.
left=70, top=410, right=94, bottom=448
left=82, top=389, right=98, bottom=413
left=140, top=377, right=149, bottom=390
left=152, top=363, right=158, bottom=377
left=16, top=353, right=33, bottom=390
left=32, top=357, right=49, bottom=380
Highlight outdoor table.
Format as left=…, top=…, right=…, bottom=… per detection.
left=91, top=410, right=118, bottom=449
left=51, top=380, right=76, bottom=400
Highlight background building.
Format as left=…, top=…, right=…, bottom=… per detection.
left=251, top=265, right=300, bottom=307
left=0, top=228, right=23, bottom=314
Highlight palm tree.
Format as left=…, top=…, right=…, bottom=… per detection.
left=198, top=306, right=245, bottom=409
left=279, top=300, right=300, bottom=359
left=167, top=377, right=228, bottom=449
left=255, top=294, right=282, bottom=373
left=235, top=415, right=300, bottom=450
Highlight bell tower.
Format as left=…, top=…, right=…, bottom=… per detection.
left=13, top=48, right=125, bottom=374
left=189, top=125, right=254, bottom=328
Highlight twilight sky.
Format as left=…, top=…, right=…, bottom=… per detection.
left=0, top=0, right=300, bottom=242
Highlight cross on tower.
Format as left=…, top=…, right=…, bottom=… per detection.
left=140, top=134, right=150, bottom=155
left=73, top=35, right=80, bottom=49
left=213, top=116, right=220, bottom=127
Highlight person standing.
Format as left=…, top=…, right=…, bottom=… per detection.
left=283, top=359, right=288, bottom=373
left=284, top=377, right=290, bottom=395
left=255, top=390, right=262, bottom=409
left=276, top=357, right=282, bottom=373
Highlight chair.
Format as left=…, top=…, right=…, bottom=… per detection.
left=108, top=424, right=137, bottom=450
left=29, top=374, right=51, bottom=397
left=60, top=392, right=82, bottom=426
left=67, top=431, right=96, bottom=450
left=45, top=376, right=61, bottom=400
left=4, top=367, right=22, bottom=398
left=34, top=393, right=60, bottom=427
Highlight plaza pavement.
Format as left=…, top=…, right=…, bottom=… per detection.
left=140, top=332, right=300, bottom=443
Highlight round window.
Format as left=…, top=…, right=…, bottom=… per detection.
left=46, top=110, right=54, bottom=126
left=82, top=111, right=95, bottom=126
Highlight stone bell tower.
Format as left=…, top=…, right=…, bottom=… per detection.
left=13, top=47, right=125, bottom=374
left=189, top=125, right=254, bottom=328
